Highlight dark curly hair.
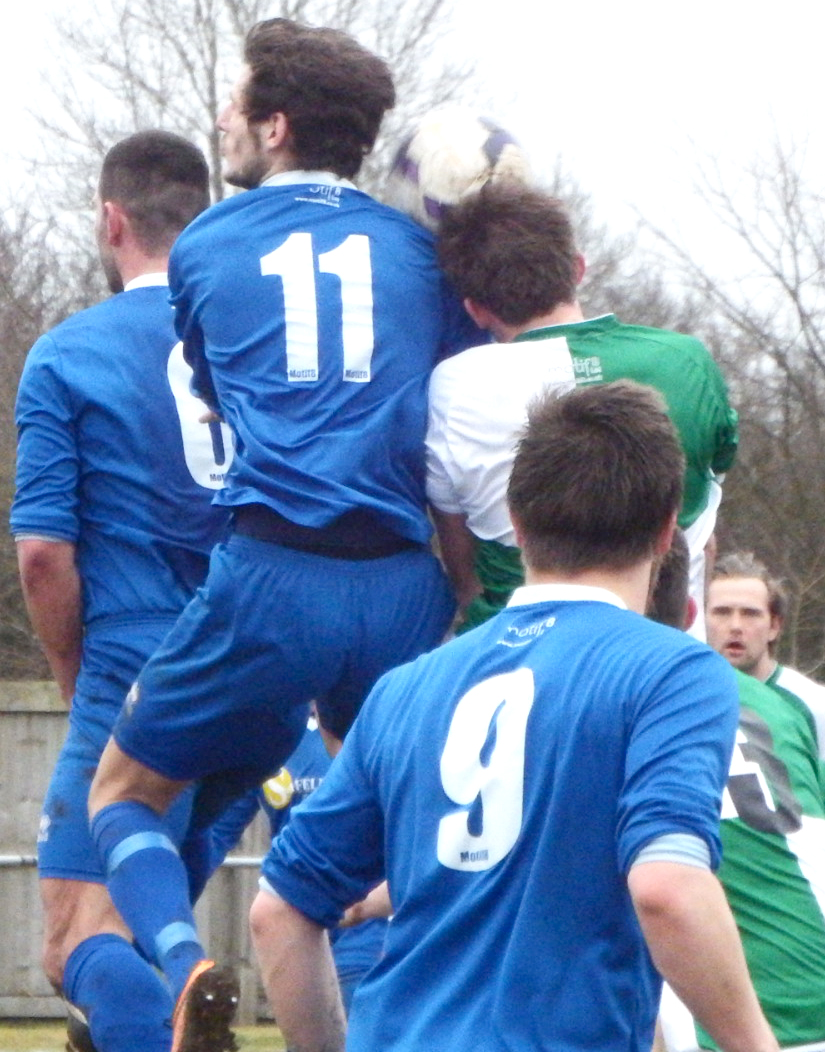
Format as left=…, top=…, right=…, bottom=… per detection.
left=242, top=18, right=395, bottom=179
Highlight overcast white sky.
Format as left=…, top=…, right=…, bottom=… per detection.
left=3, top=0, right=823, bottom=275
left=452, top=0, right=824, bottom=265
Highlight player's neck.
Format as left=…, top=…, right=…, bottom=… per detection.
left=501, top=301, right=585, bottom=342
left=752, top=655, right=778, bottom=682
left=523, top=560, right=655, bottom=615
left=117, top=253, right=170, bottom=288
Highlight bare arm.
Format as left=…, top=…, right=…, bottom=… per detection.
left=430, top=507, right=481, bottom=617
left=250, top=889, right=346, bottom=1052
left=629, top=861, right=777, bottom=1052
left=16, top=538, right=82, bottom=705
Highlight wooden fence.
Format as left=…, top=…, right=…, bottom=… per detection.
left=0, top=682, right=272, bottom=1023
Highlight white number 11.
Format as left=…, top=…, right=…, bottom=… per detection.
left=260, top=232, right=375, bottom=383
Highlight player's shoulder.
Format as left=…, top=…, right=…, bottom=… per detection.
left=171, top=189, right=250, bottom=248
left=735, top=667, right=788, bottom=709
left=773, top=664, right=825, bottom=705
left=737, top=669, right=821, bottom=756
left=612, top=318, right=712, bottom=359
left=430, top=340, right=502, bottom=387
left=26, top=290, right=164, bottom=361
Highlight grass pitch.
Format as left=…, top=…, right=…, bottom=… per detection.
left=0, top=1021, right=286, bottom=1051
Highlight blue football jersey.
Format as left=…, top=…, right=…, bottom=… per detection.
left=12, top=282, right=232, bottom=625
left=169, top=174, right=479, bottom=543
left=262, top=585, right=739, bottom=1052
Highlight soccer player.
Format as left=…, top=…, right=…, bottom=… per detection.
left=87, top=18, right=477, bottom=1050
left=429, top=182, right=738, bottom=635
left=249, top=381, right=776, bottom=1052
left=11, top=132, right=232, bottom=1052
left=706, top=551, right=825, bottom=759
left=651, top=540, right=825, bottom=1050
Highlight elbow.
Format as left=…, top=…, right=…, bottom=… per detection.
left=628, top=860, right=706, bottom=920
left=249, top=888, right=319, bottom=947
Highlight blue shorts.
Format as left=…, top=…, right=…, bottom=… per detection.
left=113, top=534, right=454, bottom=791
left=70, top=615, right=181, bottom=751
left=38, top=722, right=193, bottom=882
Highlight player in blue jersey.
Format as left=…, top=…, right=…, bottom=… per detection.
left=249, top=381, right=776, bottom=1052
left=87, top=18, right=477, bottom=1052
left=11, top=133, right=233, bottom=1052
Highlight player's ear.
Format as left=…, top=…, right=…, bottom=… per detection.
left=101, top=201, right=127, bottom=246
left=261, top=111, right=291, bottom=153
left=653, top=511, right=679, bottom=557
left=464, top=298, right=510, bottom=340
left=574, top=254, right=586, bottom=287
left=510, top=511, right=525, bottom=551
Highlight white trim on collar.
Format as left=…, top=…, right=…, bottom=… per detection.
left=260, top=171, right=356, bottom=190
left=124, top=272, right=168, bottom=292
left=507, top=584, right=627, bottom=610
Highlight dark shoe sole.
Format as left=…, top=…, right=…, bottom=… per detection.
left=171, top=962, right=239, bottom=1052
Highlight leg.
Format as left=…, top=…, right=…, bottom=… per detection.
left=88, top=741, right=204, bottom=1000
left=86, top=540, right=341, bottom=1036
left=41, top=878, right=132, bottom=989
left=38, top=725, right=178, bottom=1052
left=44, top=880, right=175, bottom=1052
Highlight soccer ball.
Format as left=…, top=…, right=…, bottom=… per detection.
left=384, top=106, right=532, bottom=231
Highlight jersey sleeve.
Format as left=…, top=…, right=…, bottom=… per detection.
left=706, top=355, right=739, bottom=475
left=260, top=701, right=386, bottom=928
left=616, top=643, right=739, bottom=874
left=425, top=366, right=463, bottom=514
left=11, top=334, right=81, bottom=541
left=168, top=240, right=221, bottom=414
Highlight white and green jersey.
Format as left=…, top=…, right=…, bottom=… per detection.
left=428, top=317, right=737, bottom=636
left=520, top=316, right=737, bottom=642
left=768, top=663, right=825, bottom=762
left=661, top=670, right=825, bottom=1050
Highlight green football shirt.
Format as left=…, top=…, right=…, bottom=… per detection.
left=698, top=670, right=825, bottom=1047
left=516, top=315, right=738, bottom=528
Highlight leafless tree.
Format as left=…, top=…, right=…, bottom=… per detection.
left=648, top=141, right=825, bottom=673
left=547, top=164, right=705, bottom=333
left=36, top=0, right=473, bottom=212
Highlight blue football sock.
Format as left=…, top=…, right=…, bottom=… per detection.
left=91, top=800, right=205, bottom=1001
left=63, top=933, right=173, bottom=1052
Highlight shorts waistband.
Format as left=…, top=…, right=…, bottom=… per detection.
left=232, top=504, right=422, bottom=560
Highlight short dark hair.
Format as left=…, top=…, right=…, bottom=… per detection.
left=242, top=18, right=395, bottom=179
left=507, top=381, right=684, bottom=574
left=99, top=131, right=210, bottom=254
left=438, top=183, right=579, bottom=326
left=711, top=551, right=788, bottom=650
left=647, top=528, right=690, bottom=629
